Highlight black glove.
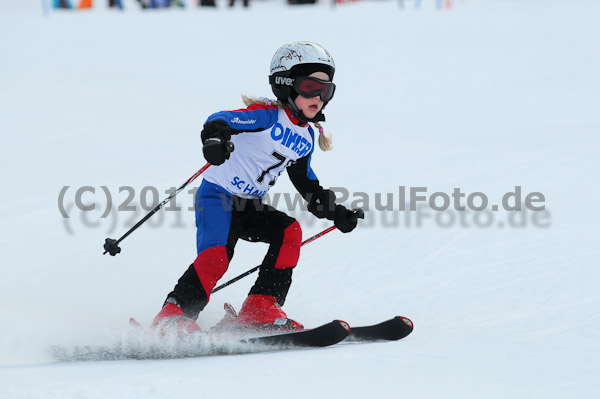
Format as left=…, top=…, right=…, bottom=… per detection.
left=307, top=189, right=337, bottom=219
left=201, top=120, right=233, bottom=166
left=334, top=205, right=360, bottom=233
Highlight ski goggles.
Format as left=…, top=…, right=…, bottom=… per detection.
left=293, top=77, right=336, bottom=102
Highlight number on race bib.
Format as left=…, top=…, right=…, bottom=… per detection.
left=257, top=151, right=291, bottom=186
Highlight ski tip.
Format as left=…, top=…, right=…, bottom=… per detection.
left=337, top=320, right=351, bottom=333
left=387, top=316, right=414, bottom=340
left=223, top=303, right=238, bottom=317
left=129, top=317, right=142, bottom=328
left=398, top=316, right=414, bottom=330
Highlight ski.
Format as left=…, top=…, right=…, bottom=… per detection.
left=344, top=316, right=414, bottom=343
left=245, top=319, right=350, bottom=348
left=216, top=303, right=413, bottom=344
left=50, top=320, right=350, bottom=362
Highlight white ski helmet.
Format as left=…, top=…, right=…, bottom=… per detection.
left=269, top=42, right=336, bottom=105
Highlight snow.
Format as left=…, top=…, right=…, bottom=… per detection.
left=1, top=0, right=600, bottom=398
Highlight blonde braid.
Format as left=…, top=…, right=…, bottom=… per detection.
left=241, top=95, right=284, bottom=108
left=314, top=121, right=333, bottom=151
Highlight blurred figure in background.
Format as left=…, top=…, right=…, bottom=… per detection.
left=53, top=0, right=74, bottom=8
left=78, top=0, right=93, bottom=9
left=136, top=0, right=185, bottom=8
left=288, top=0, right=317, bottom=4
left=229, top=0, right=249, bottom=8
left=108, top=0, right=123, bottom=9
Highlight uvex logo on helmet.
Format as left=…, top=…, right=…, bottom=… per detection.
left=275, top=76, right=294, bottom=87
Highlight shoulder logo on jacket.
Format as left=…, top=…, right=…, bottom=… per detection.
left=270, top=123, right=312, bottom=157
left=231, top=117, right=257, bottom=125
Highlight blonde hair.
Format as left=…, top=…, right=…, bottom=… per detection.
left=242, top=95, right=333, bottom=152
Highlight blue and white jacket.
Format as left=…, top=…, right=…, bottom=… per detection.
left=201, top=103, right=326, bottom=202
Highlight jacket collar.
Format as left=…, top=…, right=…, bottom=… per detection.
left=283, top=106, right=309, bottom=127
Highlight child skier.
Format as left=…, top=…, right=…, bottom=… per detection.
left=152, top=42, right=361, bottom=334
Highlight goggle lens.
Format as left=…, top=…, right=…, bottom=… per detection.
left=294, top=77, right=336, bottom=102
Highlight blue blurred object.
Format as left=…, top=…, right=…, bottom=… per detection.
left=148, top=0, right=186, bottom=7
left=109, top=0, right=124, bottom=9
left=53, top=0, right=73, bottom=8
left=42, top=0, right=50, bottom=15
left=150, top=0, right=169, bottom=7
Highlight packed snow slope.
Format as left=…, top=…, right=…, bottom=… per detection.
left=1, top=0, right=599, bottom=398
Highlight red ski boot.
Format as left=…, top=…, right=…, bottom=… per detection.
left=151, top=299, right=201, bottom=336
left=236, top=294, right=304, bottom=331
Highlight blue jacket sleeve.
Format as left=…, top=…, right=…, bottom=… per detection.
left=205, top=104, right=279, bottom=133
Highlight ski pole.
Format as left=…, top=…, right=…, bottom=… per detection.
left=103, top=163, right=212, bottom=256
left=211, top=208, right=364, bottom=293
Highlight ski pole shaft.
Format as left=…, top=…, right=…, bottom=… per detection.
left=212, top=225, right=337, bottom=294
left=300, top=225, right=336, bottom=246
left=211, top=265, right=260, bottom=293
left=103, top=163, right=211, bottom=256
